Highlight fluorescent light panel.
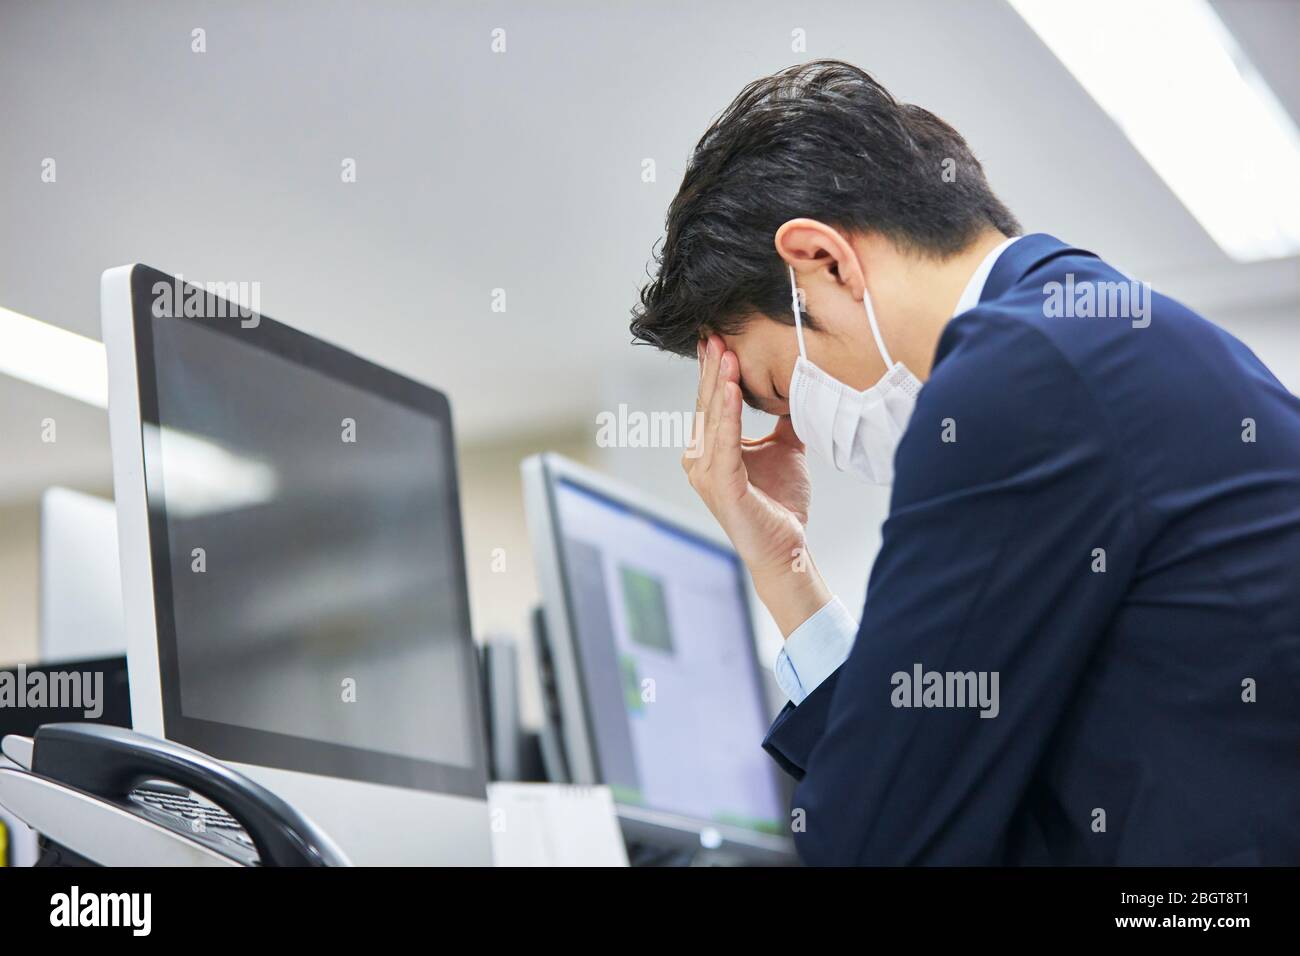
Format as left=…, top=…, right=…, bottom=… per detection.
left=1010, top=0, right=1300, bottom=262
left=1, top=303, right=278, bottom=516
left=0, top=305, right=108, bottom=408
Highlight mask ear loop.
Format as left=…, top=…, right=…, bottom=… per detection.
left=787, top=266, right=808, bottom=359
left=862, top=286, right=895, bottom=369
left=791, top=265, right=896, bottom=371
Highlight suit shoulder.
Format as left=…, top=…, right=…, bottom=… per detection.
left=901, top=310, right=1119, bottom=507
left=925, top=304, right=1085, bottom=417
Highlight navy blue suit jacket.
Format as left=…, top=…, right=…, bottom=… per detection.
left=764, top=234, right=1300, bottom=865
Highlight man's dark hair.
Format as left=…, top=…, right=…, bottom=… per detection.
left=631, top=60, right=1021, bottom=356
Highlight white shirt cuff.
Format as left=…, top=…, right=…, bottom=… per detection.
left=772, top=596, right=857, bottom=705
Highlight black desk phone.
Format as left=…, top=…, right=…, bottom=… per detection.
left=0, top=723, right=349, bottom=866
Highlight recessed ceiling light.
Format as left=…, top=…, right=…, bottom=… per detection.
left=1009, top=0, right=1300, bottom=262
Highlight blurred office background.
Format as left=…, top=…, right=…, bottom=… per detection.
left=0, top=0, right=1296, bottom=725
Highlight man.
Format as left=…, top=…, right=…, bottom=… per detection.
left=630, top=60, right=1300, bottom=865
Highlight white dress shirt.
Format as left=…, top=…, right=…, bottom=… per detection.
left=773, top=236, right=1021, bottom=704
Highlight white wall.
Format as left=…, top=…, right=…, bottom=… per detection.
left=457, top=428, right=597, bottom=726
left=0, top=502, right=40, bottom=665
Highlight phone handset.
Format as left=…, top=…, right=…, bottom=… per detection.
left=31, top=723, right=349, bottom=866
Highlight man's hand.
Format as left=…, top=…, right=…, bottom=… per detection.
left=684, top=335, right=831, bottom=636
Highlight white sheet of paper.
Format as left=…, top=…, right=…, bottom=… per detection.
left=487, top=783, right=629, bottom=867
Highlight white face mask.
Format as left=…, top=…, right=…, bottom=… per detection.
left=786, top=265, right=923, bottom=485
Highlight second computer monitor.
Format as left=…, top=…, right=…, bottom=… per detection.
left=523, top=453, right=793, bottom=863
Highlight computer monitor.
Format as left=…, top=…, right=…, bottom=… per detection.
left=102, top=264, right=491, bottom=865
left=522, top=453, right=795, bottom=863
left=39, top=487, right=127, bottom=664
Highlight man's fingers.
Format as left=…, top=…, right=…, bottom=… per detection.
left=685, top=339, right=708, bottom=463
left=699, top=353, right=724, bottom=470
left=696, top=335, right=720, bottom=415
left=688, top=337, right=721, bottom=464
left=702, top=348, right=737, bottom=471
left=713, top=380, right=745, bottom=481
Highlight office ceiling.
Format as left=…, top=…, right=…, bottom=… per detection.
left=0, top=0, right=1296, bottom=504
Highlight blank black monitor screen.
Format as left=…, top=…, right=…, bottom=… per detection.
left=553, top=477, right=785, bottom=836
left=134, top=271, right=485, bottom=796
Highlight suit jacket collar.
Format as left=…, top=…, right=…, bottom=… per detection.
left=979, top=233, right=1098, bottom=304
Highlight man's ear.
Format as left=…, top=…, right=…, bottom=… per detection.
left=774, top=218, right=866, bottom=298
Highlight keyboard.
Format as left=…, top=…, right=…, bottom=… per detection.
left=127, top=781, right=259, bottom=864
